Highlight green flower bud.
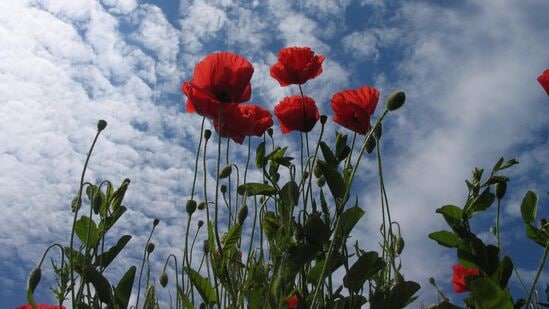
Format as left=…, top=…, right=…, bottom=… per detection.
left=317, top=176, right=326, bottom=187
left=386, top=90, right=406, bottom=111
left=97, top=119, right=108, bottom=132
left=159, top=271, right=168, bottom=288
left=27, top=267, right=41, bottom=294
left=395, top=237, right=405, bottom=255
left=186, top=199, right=197, bottom=215
left=267, top=128, right=273, bottom=137
left=153, top=218, right=160, bottom=226
left=204, top=129, right=212, bottom=140
left=147, top=242, right=155, bottom=254
left=197, top=201, right=206, bottom=210
left=71, top=196, right=81, bottom=212
left=313, top=163, right=322, bottom=178
left=237, top=204, right=249, bottom=225
left=197, top=220, right=204, bottom=228
left=302, top=171, right=309, bottom=179
left=220, top=184, right=227, bottom=194
left=373, top=123, right=382, bottom=141
left=320, top=115, right=328, bottom=125
left=495, top=181, right=507, bottom=200
left=203, top=240, right=209, bottom=254
left=365, top=136, right=376, bottom=154
left=428, top=277, right=436, bottom=286
left=93, top=191, right=103, bottom=214
left=219, top=165, right=232, bottom=179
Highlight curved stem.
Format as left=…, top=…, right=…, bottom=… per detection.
left=191, top=118, right=206, bottom=200
left=135, top=221, right=157, bottom=309
left=526, top=241, right=549, bottom=308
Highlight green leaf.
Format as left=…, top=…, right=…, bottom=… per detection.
left=111, top=178, right=130, bottom=211
left=319, top=141, right=338, bottom=167
left=370, top=281, right=421, bottom=309
left=100, top=205, right=127, bottom=233
left=496, top=255, right=513, bottom=289
left=256, top=141, right=266, bottom=168
left=436, top=205, right=465, bottom=234
left=343, top=251, right=385, bottom=291
left=279, top=181, right=299, bottom=219
left=176, top=285, right=195, bottom=309
left=308, top=256, right=343, bottom=284
left=95, top=235, right=132, bottom=269
left=466, top=188, right=495, bottom=217
left=237, top=183, right=277, bottom=196
left=75, top=216, right=100, bottom=248
left=185, top=268, right=217, bottom=305
left=222, top=224, right=242, bottom=255
left=525, top=223, right=548, bottom=247
left=520, top=190, right=538, bottom=224
left=304, top=213, right=330, bottom=246
left=499, top=158, right=519, bottom=171
left=338, top=206, right=365, bottom=241
left=84, top=266, right=113, bottom=304
left=429, top=230, right=461, bottom=248
left=468, top=277, right=514, bottom=309
left=317, top=160, right=345, bottom=201
left=114, top=266, right=136, bottom=309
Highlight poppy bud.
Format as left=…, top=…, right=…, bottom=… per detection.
left=153, top=218, right=160, bottom=226
left=159, top=271, right=168, bottom=288
left=428, top=277, right=436, bottom=286
left=204, top=129, right=212, bottom=140
left=395, top=237, right=405, bottom=255
left=365, top=136, right=376, bottom=154
left=373, top=123, right=382, bottom=141
left=97, top=119, right=108, bottom=132
left=27, top=267, right=41, bottom=294
left=302, top=171, right=309, bottom=179
left=71, top=196, right=81, bottom=212
left=313, top=163, right=322, bottom=178
left=490, top=226, right=497, bottom=235
left=203, top=240, right=209, bottom=254
left=147, top=242, right=155, bottom=254
left=317, top=176, right=326, bottom=187
left=320, top=115, right=327, bottom=125
left=186, top=199, right=197, bottom=215
left=267, top=128, right=273, bottom=137
left=93, top=191, right=103, bottom=214
left=197, top=201, right=206, bottom=210
left=386, top=90, right=406, bottom=111
left=495, top=181, right=507, bottom=199
left=238, top=204, right=249, bottom=225
left=219, top=165, right=232, bottom=179
left=198, top=220, right=204, bottom=228
left=220, top=184, right=227, bottom=194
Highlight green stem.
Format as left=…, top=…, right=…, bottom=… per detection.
left=496, top=198, right=501, bottom=250
left=135, top=221, right=157, bottom=309
left=526, top=241, right=549, bottom=308
left=191, top=118, right=206, bottom=200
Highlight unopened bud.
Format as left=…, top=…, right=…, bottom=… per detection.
left=428, top=277, right=436, bottom=286
left=490, top=226, right=497, bottom=235
left=97, top=119, right=108, bottom=132
left=147, top=242, right=155, bottom=254
left=302, top=171, right=309, bottom=179
left=237, top=205, right=249, bottom=225
left=202, top=240, right=209, bottom=253
left=267, top=128, right=273, bottom=137
left=159, top=271, right=168, bottom=287
left=219, top=165, right=232, bottom=179
left=320, top=115, right=327, bottom=125
left=395, top=237, right=405, bottom=255
left=495, top=181, right=507, bottom=200
left=220, top=184, right=227, bottom=194
left=386, top=90, right=406, bottom=111
left=313, top=163, right=322, bottom=178
left=197, top=220, right=204, bottom=228
left=186, top=199, right=197, bottom=215
left=373, top=123, right=382, bottom=141
left=197, top=201, right=206, bottom=210
left=365, top=136, right=376, bottom=154
left=71, top=196, right=81, bottom=212
left=153, top=218, right=160, bottom=226
left=28, top=267, right=41, bottom=293
left=317, top=176, right=326, bottom=187
left=204, top=129, right=212, bottom=140
left=93, top=191, right=103, bottom=214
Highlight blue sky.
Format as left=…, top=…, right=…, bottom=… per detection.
left=0, top=0, right=548, bottom=307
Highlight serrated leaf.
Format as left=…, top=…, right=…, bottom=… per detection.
left=114, top=266, right=136, bottom=309
left=429, top=230, right=461, bottom=248
left=343, top=251, right=385, bottom=291
left=84, top=266, right=113, bottom=304
left=185, top=268, right=217, bottom=305
left=317, top=160, right=345, bottom=201
left=237, top=183, right=277, bottom=196
left=75, top=216, right=100, bottom=248
left=320, top=141, right=338, bottom=167
left=95, top=235, right=132, bottom=269
left=256, top=141, right=266, bottom=168
left=520, top=190, right=538, bottom=224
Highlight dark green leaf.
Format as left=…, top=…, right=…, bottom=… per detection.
left=308, top=256, right=343, bottom=284
left=343, top=251, right=385, bottom=291
left=114, top=266, right=136, bottom=309
left=75, top=216, right=100, bottom=248
left=499, top=158, right=519, bottom=171
left=84, top=266, right=113, bottom=304
left=256, top=141, right=266, bottom=168
left=497, top=256, right=513, bottom=289
left=338, top=206, right=365, bottom=241
left=521, top=191, right=538, bottom=224
left=438, top=301, right=464, bottom=309
left=237, top=183, right=277, bottom=196
left=469, top=277, right=514, bottom=309
left=222, top=224, right=242, bottom=255
left=485, top=175, right=509, bottom=186
left=95, top=235, right=132, bottom=269
left=100, top=205, right=127, bottom=233
left=525, top=223, right=548, bottom=247
left=466, top=188, right=495, bottom=217
left=320, top=141, right=337, bottom=167
left=185, top=268, right=217, bottom=305
left=304, top=213, right=330, bottom=246
left=111, top=179, right=130, bottom=211
left=279, top=181, right=299, bottom=219
left=370, top=281, right=421, bottom=309
left=176, top=285, right=195, bottom=309
left=319, top=189, right=331, bottom=225
left=429, top=230, right=461, bottom=248
left=436, top=205, right=466, bottom=235
left=317, top=160, right=345, bottom=201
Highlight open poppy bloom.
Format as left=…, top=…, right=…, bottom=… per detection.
left=538, top=69, right=549, bottom=96
left=274, top=95, right=320, bottom=134
left=330, top=86, right=380, bottom=135
left=214, top=103, right=273, bottom=144
left=287, top=294, right=298, bottom=308
left=16, top=305, right=65, bottom=309
left=452, top=264, right=480, bottom=293
left=270, top=47, right=325, bottom=87
left=182, top=52, right=254, bottom=120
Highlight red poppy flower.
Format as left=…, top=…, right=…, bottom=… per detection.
left=538, top=69, right=549, bottom=96
left=270, top=47, right=325, bottom=87
left=330, top=86, right=380, bottom=135
left=274, top=95, right=320, bottom=134
left=452, top=264, right=480, bottom=293
left=287, top=294, right=298, bottom=308
left=182, top=52, right=254, bottom=119
left=16, top=305, right=65, bottom=309
left=214, top=103, right=273, bottom=144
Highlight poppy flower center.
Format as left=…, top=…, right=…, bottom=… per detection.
left=215, top=90, right=231, bottom=103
